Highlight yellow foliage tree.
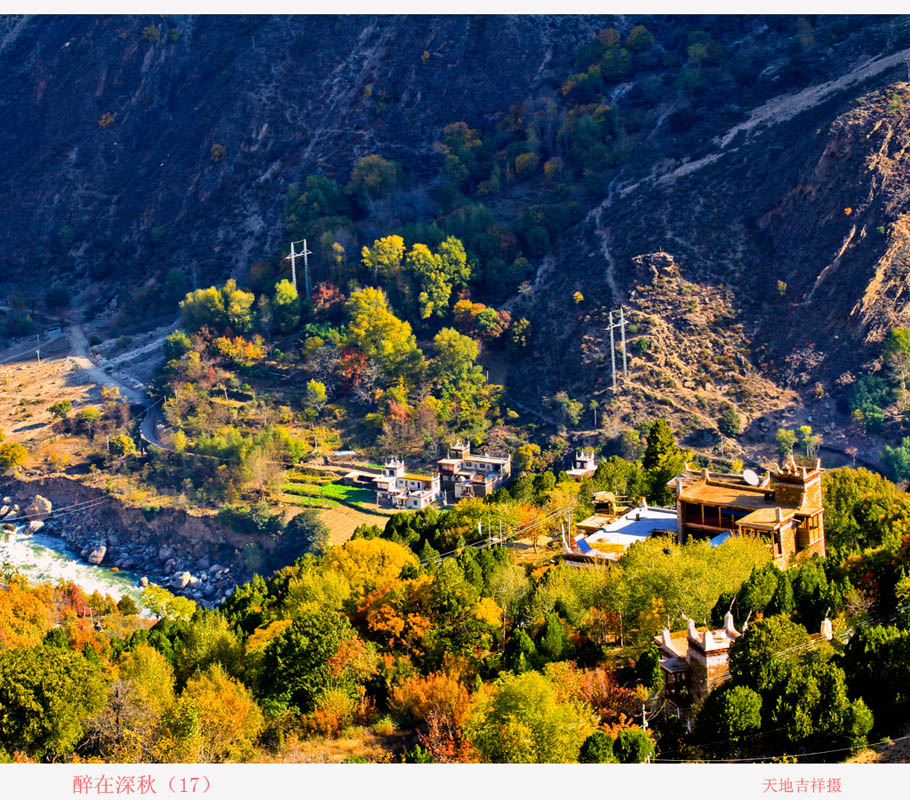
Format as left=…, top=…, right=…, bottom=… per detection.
left=474, top=597, right=503, bottom=628
left=322, top=538, right=418, bottom=603
left=155, top=664, right=263, bottom=763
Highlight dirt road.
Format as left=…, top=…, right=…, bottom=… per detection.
left=67, top=325, right=144, bottom=404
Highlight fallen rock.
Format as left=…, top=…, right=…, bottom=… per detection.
left=139, top=576, right=149, bottom=588
left=173, top=571, right=193, bottom=590
left=27, top=520, right=44, bottom=534
left=88, top=545, right=107, bottom=565
left=24, top=495, right=52, bottom=521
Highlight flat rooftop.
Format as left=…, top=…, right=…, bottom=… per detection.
left=677, top=480, right=776, bottom=510
left=587, top=505, right=678, bottom=543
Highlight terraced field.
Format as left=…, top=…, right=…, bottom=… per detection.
left=282, top=470, right=377, bottom=509
left=279, top=468, right=397, bottom=544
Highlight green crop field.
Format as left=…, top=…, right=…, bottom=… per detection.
left=282, top=493, right=337, bottom=509
left=281, top=480, right=376, bottom=507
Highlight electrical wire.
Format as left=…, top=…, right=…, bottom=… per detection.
left=420, top=504, right=573, bottom=565
left=0, top=495, right=111, bottom=525
left=653, top=731, right=910, bottom=763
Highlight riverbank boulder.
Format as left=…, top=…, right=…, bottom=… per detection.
left=173, top=571, right=198, bottom=590
left=24, top=495, right=52, bottom=521
left=87, top=545, right=107, bottom=565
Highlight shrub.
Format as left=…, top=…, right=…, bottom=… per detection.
left=0, top=441, right=27, bottom=472
left=613, top=727, right=654, bottom=763
left=514, top=152, right=540, bottom=178
left=718, top=403, right=743, bottom=437
left=48, top=400, right=73, bottom=419
left=579, top=730, right=616, bottom=763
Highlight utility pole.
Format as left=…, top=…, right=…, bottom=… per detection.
left=606, top=307, right=628, bottom=392
left=609, top=310, right=617, bottom=392
left=285, top=239, right=313, bottom=299
left=642, top=702, right=651, bottom=763
left=620, top=306, right=628, bottom=378
left=286, top=241, right=298, bottom=292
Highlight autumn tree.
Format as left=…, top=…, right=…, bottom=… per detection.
left=465, top=670, right=595, bottom=762
left=108, top=434, right=138, bottom=458
left=345, top=287, right=424, bottom=381
left=391, top=670, right=473, bottom=762
left=361, top=235, right=405, bottom=283
left=348, top=154, right=402, bottom=202
left=303, top=379, right=327, bottom=416
left=403, top=237, right=471, bottom=320
left=86, top=644, right=175, bottom=762
left=272, top=279, right=300, bottom=334
left=0, top=437, right=27, bottom=472
left=150, top=664, right=261, bottom=763
left=171, top=610, right=245, bottom=686
left=322, top=537, right=418, bottom=605
left=179, top=280, right=256, bottom=335
left=798, top=425, right=821, bottom=458
left=776, top=428, right=798, bottom=457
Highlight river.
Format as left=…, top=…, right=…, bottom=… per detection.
left=0, top=525, right=146, bottom=606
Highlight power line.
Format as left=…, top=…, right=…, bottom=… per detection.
left=652, top=731, right=910, bottom=763
left=0, top=495, right=111, bottom=525
left=421, top=505, right=573, bottom=565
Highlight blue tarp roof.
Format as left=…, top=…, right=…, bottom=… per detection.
left=710, top=530, right=733, bottom=547
left=574, top=535, right=593, bottom=554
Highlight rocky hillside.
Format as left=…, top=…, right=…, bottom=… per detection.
left=514, top=49, right=910, bottom=453
left=6, top=14, right=910, bottom=457
left=0, top=14, right=601, bottom=287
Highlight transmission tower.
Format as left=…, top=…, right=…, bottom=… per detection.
left=285, top=239, right=312, bottom=299
left=606, top=307, right=629, bottom=392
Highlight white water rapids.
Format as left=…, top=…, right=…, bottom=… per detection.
left=0, top=525, right=145, bottom=606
